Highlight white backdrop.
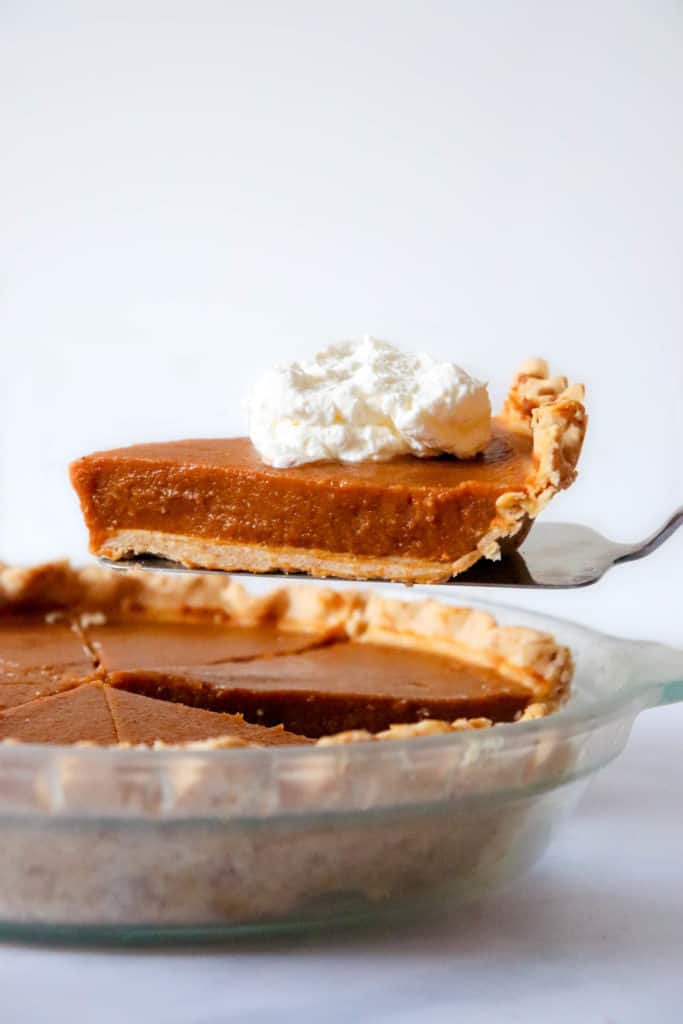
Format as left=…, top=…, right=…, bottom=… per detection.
left=1, top=3, right=682, bottom=604
left=2, top=1, right=682, bottom=642
left=1, top=4, right=683, bottom=1021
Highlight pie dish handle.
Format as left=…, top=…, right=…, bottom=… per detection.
left=615, top=638, right=683, bottom=709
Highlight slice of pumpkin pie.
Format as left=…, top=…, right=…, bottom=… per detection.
left=69, top=355, right=586, bottom=584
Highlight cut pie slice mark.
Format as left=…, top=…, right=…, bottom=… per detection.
left=80, top=618, right=341, bottom=676
left=0, top=681, right=309, bottom=747
left=0, top=683, right=118, bottom=745
left=106, top=640, right=534, bottom=738
left=103, top=685, right=309, bottom=747
left=0, top=614, right=101, bottom=710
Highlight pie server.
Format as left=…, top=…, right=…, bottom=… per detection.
left=97, top=505, right=683, bottom=589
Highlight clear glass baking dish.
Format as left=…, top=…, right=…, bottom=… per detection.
left=0, top=596, right=680, bottom=944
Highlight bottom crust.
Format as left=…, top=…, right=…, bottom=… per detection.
left=98, top=529, right=513, bottom=585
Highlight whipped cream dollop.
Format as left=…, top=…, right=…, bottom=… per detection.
left=246, top=336, right=492, bottom=468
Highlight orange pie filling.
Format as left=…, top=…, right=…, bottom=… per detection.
left=71, top=425, right=530, bottom=566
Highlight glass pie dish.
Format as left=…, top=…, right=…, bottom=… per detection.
left=0, top=595, right=680, bottom=944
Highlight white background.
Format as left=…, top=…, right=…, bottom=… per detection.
left=1, top=2, right=682, bottom=1021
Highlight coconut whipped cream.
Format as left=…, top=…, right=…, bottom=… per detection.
left=246, top=336, right=492, bottom=468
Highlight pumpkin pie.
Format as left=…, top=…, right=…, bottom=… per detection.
left=69, top=359, right=587, bottom=584
left=0, top=562, right=572, bottom=745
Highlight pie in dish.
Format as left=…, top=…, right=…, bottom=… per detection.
left=0, top=562, right=573, bottom=746
left=69, top=359, right=587, bottom=583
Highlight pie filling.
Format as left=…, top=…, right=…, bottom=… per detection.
left=0, top=564, right=572, bottom=746
left=107, top=642, right=532, bottom=737
left=0, top=617, right=533, bottom=743
left=70, top=426, right=529, bottom=563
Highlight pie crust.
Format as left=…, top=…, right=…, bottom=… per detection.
left=70, top=360, right=587, bottom=584
left=0, top=562, right=572, bottom=745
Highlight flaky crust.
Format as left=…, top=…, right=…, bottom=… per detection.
left=0, top=561, right=353, bottom=638
left=0, top=562, right=572, bottom=744
left=317, top=717, right=493, bottom=745
left=477, top=358, right=587, bottom=562
left=90, top=359, right=586, bottom=583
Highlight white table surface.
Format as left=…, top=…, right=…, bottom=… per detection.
left=1, top=535, right=682, bottom=1024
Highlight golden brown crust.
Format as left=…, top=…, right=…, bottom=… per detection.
left=316, top=717, right=493, bottom=746
left=0, top=561, right=87, bottom=612
left=478, top=359, right=587, bottom=561
left=96, top=532, right=483, bottom=585
left=0, top=562, right=572, bottom=744
left=0, top=562, right=351, bottom=638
